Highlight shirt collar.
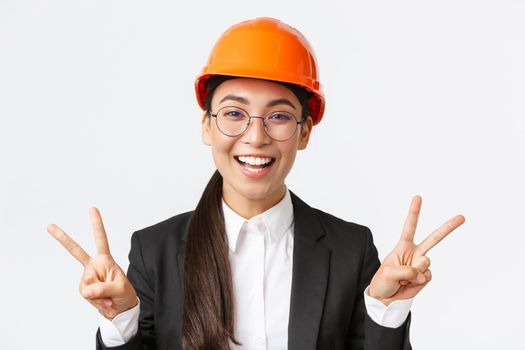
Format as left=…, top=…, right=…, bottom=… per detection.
left=222, top=187, right=294, bottom=252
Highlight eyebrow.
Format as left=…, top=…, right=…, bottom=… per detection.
left=218, top=95, right=297, bottom=110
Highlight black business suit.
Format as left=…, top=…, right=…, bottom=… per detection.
left=96, top=190, right=412, bottom=350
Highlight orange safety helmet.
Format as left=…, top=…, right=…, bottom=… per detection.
left=194, top=17, right=325, bottom=125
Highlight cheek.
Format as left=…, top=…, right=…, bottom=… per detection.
left=210, top=129, right=236, bottom=166
left=277, top=142, right=299, bottom=169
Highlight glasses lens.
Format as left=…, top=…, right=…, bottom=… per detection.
left=265, top=112, right=298, bottom=141
left=215, top=107, right=300, bottom=140
left=217, top=107, right=249, bottom=136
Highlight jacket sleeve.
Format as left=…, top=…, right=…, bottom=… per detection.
left=346, top=227, right=412, bottom=350
left=96, top=231, right=157, bottom=350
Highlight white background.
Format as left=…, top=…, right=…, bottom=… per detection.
left=1, top=0, right=524, bottom=349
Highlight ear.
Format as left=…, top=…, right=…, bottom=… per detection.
left=201, top=112, right=212, bottom=146
left=297, top=116, right=314, bottom=150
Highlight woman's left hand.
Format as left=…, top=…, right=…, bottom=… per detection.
left=369, top=195, right=465, bottom=306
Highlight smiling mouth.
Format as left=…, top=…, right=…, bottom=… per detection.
left=234, top=155, right=276, bottom=170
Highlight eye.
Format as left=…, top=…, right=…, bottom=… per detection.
left=221, top=107, right=247, bottom=120
left=226, top=110, right=243, bottom=117
left=268, top=112, right=293, bottom=122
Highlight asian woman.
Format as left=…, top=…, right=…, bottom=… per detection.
left=48, top=17, right=465, bottom=350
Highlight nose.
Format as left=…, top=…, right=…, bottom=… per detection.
left=241, top=116, right=271, bottom=146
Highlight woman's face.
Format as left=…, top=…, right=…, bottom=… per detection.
left=202, top=78, right=313, bottom=211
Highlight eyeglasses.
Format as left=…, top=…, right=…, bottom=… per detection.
left=210, top=106, right=304, bottom=141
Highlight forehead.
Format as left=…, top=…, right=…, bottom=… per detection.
left=211, top=78, right=299, bottom=106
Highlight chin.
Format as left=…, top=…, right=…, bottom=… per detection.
left=235, top=182, right=276, bottom=200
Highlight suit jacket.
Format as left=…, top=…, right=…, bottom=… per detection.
left=96, top=190, right=412, bottom=350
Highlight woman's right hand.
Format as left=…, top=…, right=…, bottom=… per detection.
left=47, top=207, right=138, bottom=320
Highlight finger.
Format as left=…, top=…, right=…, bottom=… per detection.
left=400, top=195, right=422, bottom=242
left=47, top=224, right=91, bottom=266
left=423, top=269, right=432, bottom=284
left=417, top=214, right=465, bottom=255
left=412, top=255, right=431, bottom=272
left=82, top=274, right=96, bottom=286
left=79, top=283, right=112, bottom=305
left=89, top=207, right=110, bottom=255
left=384, top=265, right=426, bottom=285
left=86, top=296, right=113, bottom=308
left=80, top=267, right=104, bottom=286
left=79, top=278, right=113, bottom=308
left=81, top=281, right=124, bottom=300
left=401, top=266, right=431, bottom=286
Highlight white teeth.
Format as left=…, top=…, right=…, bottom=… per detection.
left=244, top=167, right=265, bottom=173
left=237, top=156, right=273, bottom=165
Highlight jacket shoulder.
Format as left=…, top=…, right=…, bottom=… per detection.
left=308, top=207, right=380, bottom=277
left=132, top=210, right=194, bottom=247
left=310, top=207, right=373, bottom=248
left=289, top=189, right=372, bottom=246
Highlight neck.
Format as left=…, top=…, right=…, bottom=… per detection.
left=222, top=183, right=287, bottom=219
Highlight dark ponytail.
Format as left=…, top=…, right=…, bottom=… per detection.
left=182, top=169, right=240, bottom=350
left=181, top=75, right=311, bottom=349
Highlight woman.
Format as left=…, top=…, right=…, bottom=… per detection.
left=48, top=17, right=465, bottom=350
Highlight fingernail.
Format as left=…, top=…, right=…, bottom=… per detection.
left=82, top=289, right=92, bottom=298
left=418, top=274, right=425, bottom=283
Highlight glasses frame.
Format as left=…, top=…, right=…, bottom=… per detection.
left=210, top=105, right=305, bottom=141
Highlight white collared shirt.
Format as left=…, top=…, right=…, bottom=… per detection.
left=99, top=188, right=413, bottom=348
left=223, top=188, right=295, bottom=349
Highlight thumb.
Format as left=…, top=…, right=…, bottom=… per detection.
left=386, top=265, right=426, bottom=284
left=81, top=281, right=125, bottom=300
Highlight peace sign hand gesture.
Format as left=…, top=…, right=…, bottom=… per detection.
left=369, top=196, right=465, bottom=306
left=47, top=207, right=138, bottom=320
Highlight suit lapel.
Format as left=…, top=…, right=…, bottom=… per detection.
left=288, top=191, right=331, bottom=350
left=177, top=251, right=184, bottom=288
left=176, top=217, right=192, bottom=298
